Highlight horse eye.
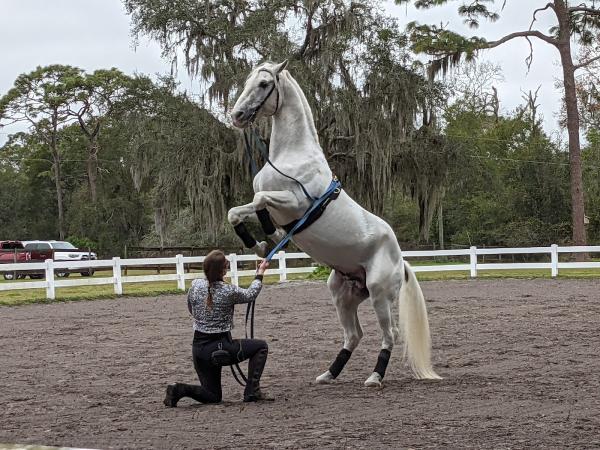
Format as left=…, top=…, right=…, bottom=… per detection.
left=259, top=81, right=269, bottom=89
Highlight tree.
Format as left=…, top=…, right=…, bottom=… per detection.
left=116, top=75, right=241, bottom=245
left=0, top=65, right=82, bottom=239
left=63, top=119, right=152, bottom=257
left=396, top=0, right=600, bottom=250
left=582, top=130, right=600, bottom=242
left=575, top=46, right=600, bottom=130
left=0, top=134, right=33, bottom=238
left=68, top=69, right=133, bottom=203
left=0, top=131, right=72, bottom=239
left=442, top=85, right=571, bottom=248
left=444, top=61, right=503, bottom=119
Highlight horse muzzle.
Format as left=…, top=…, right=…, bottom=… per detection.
left=231, top=109, right=254, bottom=128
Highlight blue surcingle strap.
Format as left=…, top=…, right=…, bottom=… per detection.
left=265, top=177, right=342, bottom=262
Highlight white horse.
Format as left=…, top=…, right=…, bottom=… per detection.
left=228, top=61, right=441, bottom=387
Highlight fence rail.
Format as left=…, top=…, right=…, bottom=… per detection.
left=1, top=245, right=599, bottom=300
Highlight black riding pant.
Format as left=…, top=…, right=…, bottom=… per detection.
left=177, top=331, right=268, bottom=404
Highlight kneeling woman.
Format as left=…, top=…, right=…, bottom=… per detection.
left=164, top=250, right=271, bottom=406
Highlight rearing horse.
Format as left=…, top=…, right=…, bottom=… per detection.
left=228, top=61, right=441, bottom=387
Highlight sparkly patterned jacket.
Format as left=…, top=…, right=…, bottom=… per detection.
left=187, top=276, right=263, bottom=334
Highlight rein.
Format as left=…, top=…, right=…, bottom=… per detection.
left=243, top=127, right=315, bottom=201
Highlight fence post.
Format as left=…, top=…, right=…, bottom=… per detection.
left=229, top=253, right=239, bottom=286
left=278, top=251, right=287, bottom=282
left=469, top=246, right=477, bottom=278
left=551, top=244, right=559, bottom=278
left=176, top=254, right=185, bottom=290
left=113, top=257, right=123, bottom=295
left=45, top=259, right=55, bottom=300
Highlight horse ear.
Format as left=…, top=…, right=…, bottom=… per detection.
left=275, top=60, right=289, bottom=73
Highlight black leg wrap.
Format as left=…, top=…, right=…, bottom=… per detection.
left=256, top=208, right=276, bottom=236
left=329, top=348, right=352, bottom=379
left=374, top=349, right=391, bottom=378
left=234, top=223, right=258, bottom=248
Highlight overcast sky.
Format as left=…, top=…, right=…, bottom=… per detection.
left=0, top=1, right=567, bottom=144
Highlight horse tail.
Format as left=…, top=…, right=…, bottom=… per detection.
left=398, top=261, right=442, bottom=380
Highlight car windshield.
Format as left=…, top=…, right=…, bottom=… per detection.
left=52, top=242, right=77, bottom=250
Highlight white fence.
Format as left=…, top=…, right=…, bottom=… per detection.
left=1, top=245, right=599, bottom=300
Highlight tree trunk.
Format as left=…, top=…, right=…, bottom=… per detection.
left=51, top=112, right=65, bottom=240
left=52, top=154, right=65, bottom=240
left=88, top=137, right=99, bottom=203
left=438, top=202, right=444, bottom=250
left=562, top=57, right=587, bottom=250
left=555, top=0, right=587, bottom=258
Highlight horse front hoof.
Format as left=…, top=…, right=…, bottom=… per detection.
left=315, top=370, right=335, bottom=384
left=253, top=241, right=269, bottom=258
left=364, top=372, right=383, bottom=388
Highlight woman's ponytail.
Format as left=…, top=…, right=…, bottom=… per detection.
left=203, top=250, right=228, bottom=308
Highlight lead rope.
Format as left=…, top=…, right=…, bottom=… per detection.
left=229, top=269, right=258, bottom=388
left=230, top=362, right=248, bottom=386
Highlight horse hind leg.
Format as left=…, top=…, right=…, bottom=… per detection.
left=364, top=268, right=402, bottom=388
left=316, top=270, right=367, bottom=384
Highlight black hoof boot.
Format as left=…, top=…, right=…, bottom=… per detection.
left=164, top=383, right=182, bottom=407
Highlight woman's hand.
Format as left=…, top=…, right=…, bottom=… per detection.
left=257, top=260, right=270, bottom=276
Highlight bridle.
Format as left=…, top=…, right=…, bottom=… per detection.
left=246, top=67, right=281, bottom=125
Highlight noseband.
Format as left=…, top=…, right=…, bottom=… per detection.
left=247, top=67, right=280, bottom=124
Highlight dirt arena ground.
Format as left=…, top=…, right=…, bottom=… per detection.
left=1, top=279, right=600, bottom=449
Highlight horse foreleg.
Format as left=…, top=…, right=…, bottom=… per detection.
left=227, top=200, right=263, bottom=253
left=256, top=209, right=287, bottom=244
left=316, top=270, right=368, bottom=384
left=227, top=190, right=300, bottom=257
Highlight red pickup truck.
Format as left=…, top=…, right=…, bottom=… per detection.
left=0, top=241, right=31, bottom=280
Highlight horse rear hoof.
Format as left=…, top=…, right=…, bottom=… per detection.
left=364, top=372, right=382, bottom=388
left=315, top=370, right=335, bottom=384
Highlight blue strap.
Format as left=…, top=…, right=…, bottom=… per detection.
left=265, top=178, right=341, bottom=262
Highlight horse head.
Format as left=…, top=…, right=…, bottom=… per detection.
left=231, top=60, right=288, bottom=128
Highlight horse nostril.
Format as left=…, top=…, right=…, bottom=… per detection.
left=232, top=110, right=245, bottom=122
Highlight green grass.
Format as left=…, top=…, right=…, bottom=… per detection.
left=413, top=268, right=600, bottom=281
left=1, top=264, right=599, bottom=307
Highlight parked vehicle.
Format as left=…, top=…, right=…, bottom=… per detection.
left=0, top=241, right=31, bottom=280
left=23, top=241, right=97, bottom=277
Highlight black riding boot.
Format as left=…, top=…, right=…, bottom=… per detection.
left=164, top=383, right=184, bottom=407
left=164, top=383, right=221, bottom=407
left=243, top=348, right=272, bottom=402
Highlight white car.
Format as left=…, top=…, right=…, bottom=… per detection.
left=22, top=241, right=97, bottom=277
